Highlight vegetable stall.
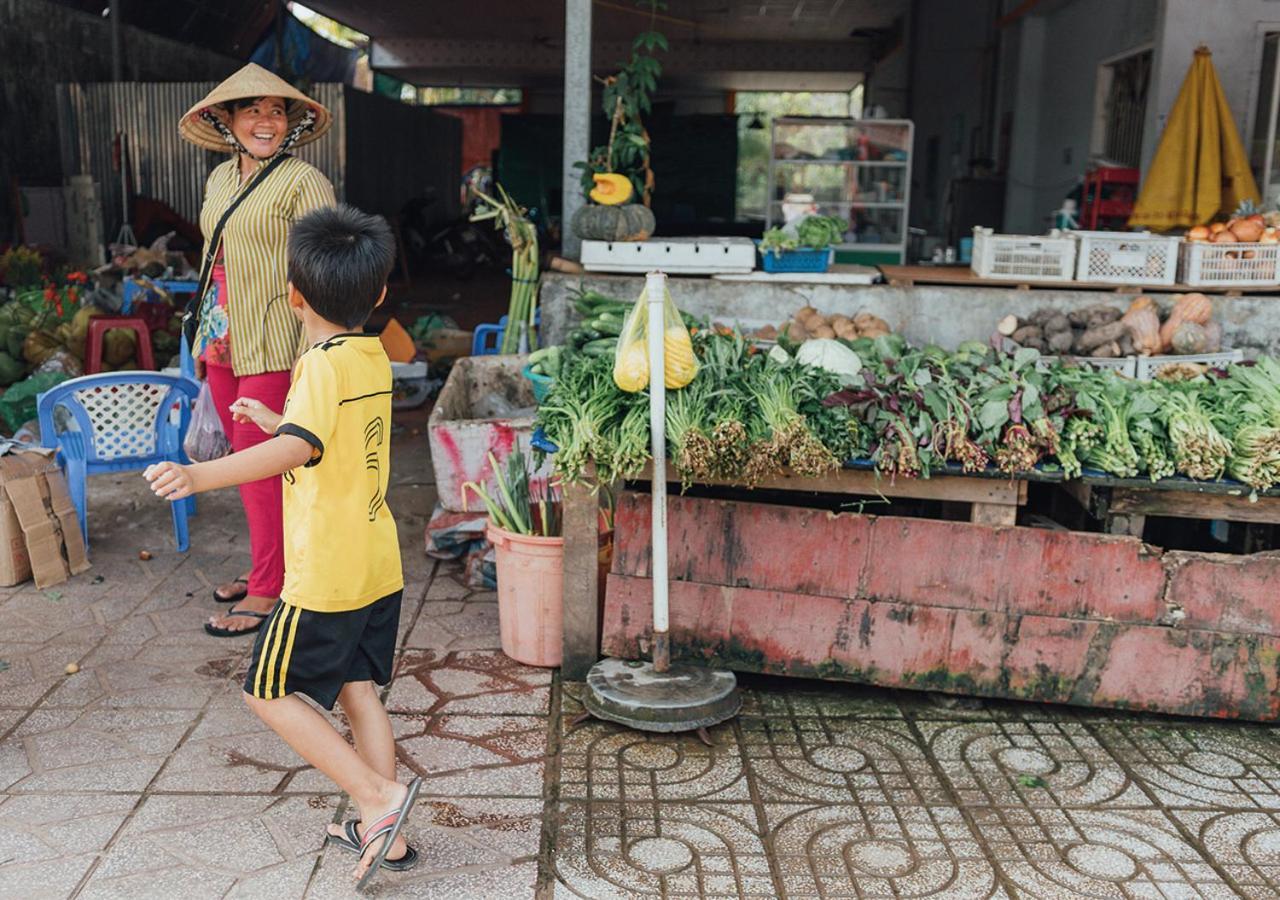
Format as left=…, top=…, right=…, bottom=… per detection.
left=531, top=274, right=1280, bottom=722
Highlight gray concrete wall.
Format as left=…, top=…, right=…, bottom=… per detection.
left=1141, top=0, right=1278, bottom=181
left=0, top=0, right=239, bottom=243
left=1003, top=0, right=1158, bottom=233
left=540, top=272, right=1279, bottom=358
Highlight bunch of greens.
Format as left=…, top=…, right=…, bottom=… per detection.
left=759, top=215, right=848, bottom=256
left=462, top=451, right=561, bottom=536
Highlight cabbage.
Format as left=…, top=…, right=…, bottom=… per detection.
left=796, top=338, right=862, bottom=385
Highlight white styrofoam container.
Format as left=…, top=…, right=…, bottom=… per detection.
left=1135, top=350, right=1245, bottom=381
left=1179, top=241, right=1280, bottom=287
left=971, top=227, right=1076, bottom=282
left=427, top=355, right=552, bottom=512
left=581, top=237, right=756, bottom=274
left=1072, top=230, right=1180, bottom=285
left=390, top=360, right=436, bottom=410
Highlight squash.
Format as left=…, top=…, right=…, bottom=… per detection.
left=1159, top=293, right=1213, bottom=352
left=1121, top=305, right=1161, bottom=356
left=588, top=173, right=634, bottom=206
left=1171, top=321, right=1209, bottom=355
left=571, top=203, right=656, bottom=242
left=1127, top=295, right=1156, bottom=315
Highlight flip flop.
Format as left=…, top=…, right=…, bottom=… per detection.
left=203, top=606, right=270, bottom=638
left=326, top=820, right=419, bottom=871
left=213, top=577, right=249, bottom=604
left=355, top=777, right=422, bottom=892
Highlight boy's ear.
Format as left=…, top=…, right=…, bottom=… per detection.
left=287, top=282, right=304, bottom=310
left=374, top=286, right=387, bottom=309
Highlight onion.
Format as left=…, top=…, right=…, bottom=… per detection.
left=1187, top=225, right=1211, bottom=241
left=1210, top=230, right=1237, bottom=243
left=1210, top=222, right=1228, bottom=234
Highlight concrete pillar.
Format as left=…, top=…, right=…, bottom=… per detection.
left=1002, top=14, right=1045, bottom=233
left=562, top=0, right=592, bottom=260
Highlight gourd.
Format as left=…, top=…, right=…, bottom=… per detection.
left=1121, top=305, right=1161, bottom=356
left=588, top=173, right=633, bottom=206
left=571, top=203, right=656, bottom=242
left=1159, top=293, right=1213, bottom=352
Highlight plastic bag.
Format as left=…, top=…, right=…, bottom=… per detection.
left=183, top=381, right=231, bottom=463
left=0, top=372, right=69, bottom=434
left=611, top=285, right=698, bottom=392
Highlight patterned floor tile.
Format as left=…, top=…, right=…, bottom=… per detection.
left=1171, top=808, right=1280, bottom=899
left=402, top=600, right=503, bottom=652
left=741, top=717, right=951, bottom=805
left=559, top=717, right=748, bottom=803
left=735, top=678, right=905, bottom=720
left=1089, top=721, right=1280, bottom=808
left=918, top=719, right=1148, bottom=808
left=970, top=807, right=1237, bottom=899
left=0, top=792, right=138, bottom=871
left=552, top=801, right=775, bottom=898
left=394, top=713, right=549, bottom=777
left=766, top=803, right=1006, bottom=899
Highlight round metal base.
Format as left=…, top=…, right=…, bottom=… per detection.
left=582, top=657, right=741, bottom=733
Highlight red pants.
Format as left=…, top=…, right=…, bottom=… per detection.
left=205, top=363, right=292, bottom=598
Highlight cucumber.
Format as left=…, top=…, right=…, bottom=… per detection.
left=581, top=338, right=618, bottom=357
left=569, top=327, right=602, bottom=347
left=527, top=346, right=555, bottom=364
left=589, top=317, right=624, bottom=337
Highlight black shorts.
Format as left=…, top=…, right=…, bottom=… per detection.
left=243, top=591, right=402, bottom=710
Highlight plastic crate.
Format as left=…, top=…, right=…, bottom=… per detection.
left=1072, top=230, right=1179, bottom=285
left=971, top=227, right=1076, bottom=281
left=1179, top=241, right=1280, bottom=287
left=521, top=363, right=554, bottom=403
left=1037, top=355, right=1137, bottom=377
left=1135, top=350, right=1244, bottom=381
left=757, top=244, right=833, bottom=274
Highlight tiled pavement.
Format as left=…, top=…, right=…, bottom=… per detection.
left=5, top=429, right=1280, bottom=897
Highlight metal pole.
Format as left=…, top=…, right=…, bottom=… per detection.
left=645, top=271, right=670, bottom=673
left=562, top=0, right=592, bottom=260
left=110, top=0, right=123, bottom=82
left=1262, top=36, right=1280, bottom=209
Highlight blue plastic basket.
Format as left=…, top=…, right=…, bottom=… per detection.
left=521, top=363, right=554, bottom=403
left=756, top=244, right=833, bottom=274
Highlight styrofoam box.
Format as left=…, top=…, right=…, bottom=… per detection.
left=1179, top=241, right=1280, bottom=287
left=1073, top=230, right=1179, bottom=285
left=581, top=237, right=756, bottom=274
left=1135, top=350, right=1245, bottom=381
left=971, top=227, right=1076, bottom=282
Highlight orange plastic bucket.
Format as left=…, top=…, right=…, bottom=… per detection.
left=488, top=521, right=611, bottom=668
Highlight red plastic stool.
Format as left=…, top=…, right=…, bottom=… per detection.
left=84, top=317, right=156, bottom=375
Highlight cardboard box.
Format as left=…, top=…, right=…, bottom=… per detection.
left=0, top=448, right=90, bottom=588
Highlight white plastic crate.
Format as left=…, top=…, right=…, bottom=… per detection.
left=1037, top=355, right=1137, bottom=377
left=1179, top=241, right=1280, bottom=287
left=1072, top=230, right=1179, bottom=285
left=1135, top=350, right=1244, bottom=381
left=971, top=227, right=1076, bottom=282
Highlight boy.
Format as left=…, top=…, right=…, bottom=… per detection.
left=146, top=204, right=420, bottom=891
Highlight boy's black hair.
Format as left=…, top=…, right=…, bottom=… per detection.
left=288, top=204, right=395, bottom=329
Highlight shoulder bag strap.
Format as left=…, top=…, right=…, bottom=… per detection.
left=183, top=153, right=294, bottom=345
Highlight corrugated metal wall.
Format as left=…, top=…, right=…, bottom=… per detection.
left=55, top=82, right=358, bottom=240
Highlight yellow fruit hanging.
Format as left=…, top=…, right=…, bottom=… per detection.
left=663, top=325, right=697, bottom=388
left=613, top=340, right=649, bottom=392
left=589, top=173, right=634, bottom=206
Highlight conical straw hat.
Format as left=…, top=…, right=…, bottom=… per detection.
left=179, top=63, right=331, bottom=153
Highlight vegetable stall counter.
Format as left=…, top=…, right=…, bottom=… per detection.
left=562, top=467, right=1280, bottom=722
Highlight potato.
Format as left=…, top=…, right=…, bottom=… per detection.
left=795, top=306, right=820, bottom=323
left=810, top=324, right=837, bottom=339
left=833, top=320, right=858, bottom=340
left=785, top=320, right=807, bottom=343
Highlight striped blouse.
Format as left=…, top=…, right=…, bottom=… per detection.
left=198, top=156, right=335, bottom=375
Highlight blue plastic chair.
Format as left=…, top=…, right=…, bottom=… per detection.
left=37, top=373, right=200, bottom=553
left=471, top=311, right=542, bottom=356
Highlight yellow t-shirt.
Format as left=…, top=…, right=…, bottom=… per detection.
left=275, top=334, right=403, bottom=612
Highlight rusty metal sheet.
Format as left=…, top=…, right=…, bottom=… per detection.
left=1163, top=550, right=1280, bottom=636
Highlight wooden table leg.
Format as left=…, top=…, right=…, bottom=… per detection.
left=561, top=480, right=600, bottom=680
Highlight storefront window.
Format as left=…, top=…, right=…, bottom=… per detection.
left=1251, top=34, right=1280, bottom=207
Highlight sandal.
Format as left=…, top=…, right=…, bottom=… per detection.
left=355, top=777, right=422, bottom=892
left=213, top=577, right=249, bottom=604
left=327, top=819, right=419, bottom=870
left=203, top=606, right=270, bottom=638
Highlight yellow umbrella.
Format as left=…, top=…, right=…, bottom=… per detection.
left=1129, top=47, right=1260, bottom=229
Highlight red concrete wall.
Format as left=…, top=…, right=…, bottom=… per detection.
left=432, top=106, right=519, bottom=175
left=603, top=493, right=1280, bottom=721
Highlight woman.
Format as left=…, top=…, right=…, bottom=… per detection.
left=179, top=63, right=335, bottom=637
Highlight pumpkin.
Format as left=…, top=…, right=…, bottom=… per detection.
left=1171, top=321, right=1209, bottom=355
left=1159, top=293, right=1213, bottom=352
left=1121, top=305, right=1161, bottom=356
left=572, top=203, right=656, bottom=242
left=589, top=173, right=634, bottom=206
left=1127, top=295, right=1156, bottom=315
